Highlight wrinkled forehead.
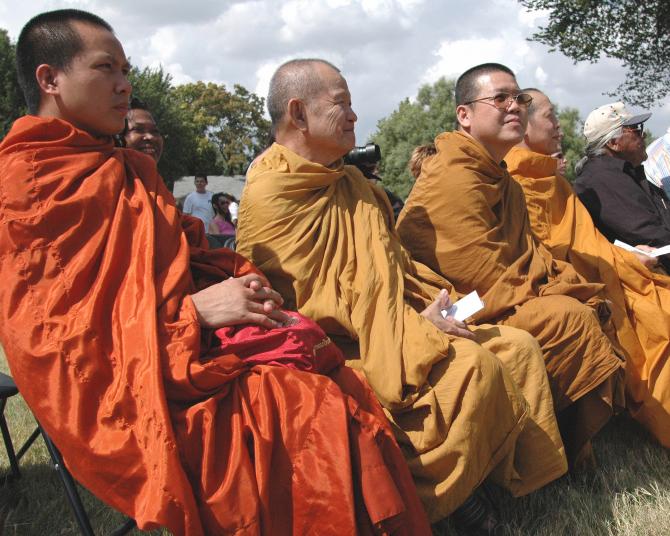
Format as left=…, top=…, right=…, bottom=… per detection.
left=314, top=64, right=350, bottom=98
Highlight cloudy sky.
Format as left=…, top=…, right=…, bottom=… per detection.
left=2, top=0, right=669, bottom=142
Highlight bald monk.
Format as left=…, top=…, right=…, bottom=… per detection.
left=506, top=88, right=670, bottom=448
left=397, top=63, right=625, bottom=469
left=0, top=10, right=432, bottom=535
left=237, top=58, right=568, bottom=530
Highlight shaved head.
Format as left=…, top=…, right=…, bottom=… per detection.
left=519, top=87, right=562, bottom=156
left=523, top=88, right=545, bottom=120
left=267, top=58, right=340, bottom=125
left=455, top=62, right=515, bottom=106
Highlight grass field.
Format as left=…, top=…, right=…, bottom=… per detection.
left=2, top=349, right=670, bottom=535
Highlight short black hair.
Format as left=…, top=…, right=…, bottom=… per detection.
left=455, top=63, right=516, bottom=105
left=116, top=97, right=150, bottom=146
left=16, top=9, right=114, bottom=114
left=194, top=174, right=208, bottom=183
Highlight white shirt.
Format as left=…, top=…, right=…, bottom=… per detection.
left=229, top=201, right=239, bottom=221
left=644, top=127, right=670, bottom=197
left=183, top=190, right=214, bottom=230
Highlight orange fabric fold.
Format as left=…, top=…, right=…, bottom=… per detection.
left=507, top=146, right=670, bottom=447
left=237, top=143, right=568, bottom=521
left=396, top=132, right=625, bottom=465
left=0, top=116, right=430, bottom=535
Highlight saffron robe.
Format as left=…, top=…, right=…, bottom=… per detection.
left=507, top=145, right=670, bottom=448
left=236, top=142, right=567, bottom=522
left=396, top=131, right=625, bottom=465
left=0, top=116, right=431, bottom=536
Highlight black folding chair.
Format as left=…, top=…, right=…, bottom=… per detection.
left=0, top=371, right=40, bottom=482
left=1, top=371, right=137, bottom=535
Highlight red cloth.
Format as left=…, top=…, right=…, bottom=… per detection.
left=214, top=311, right=345, bottom=373
left=0, top=116, right=430, bottom=535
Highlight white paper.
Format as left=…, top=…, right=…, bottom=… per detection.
left=614, top=239, right=670, bottom=257
left=441, top=290, right=485, bottom=322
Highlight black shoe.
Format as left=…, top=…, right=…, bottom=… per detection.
left=452, top=489, right=503, bottom=536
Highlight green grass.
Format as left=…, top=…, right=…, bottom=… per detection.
left=2, top=349, right=670, bottom=535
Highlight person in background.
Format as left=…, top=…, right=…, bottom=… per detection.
left=574, top=102, right=670, bottom=271
left=408, top=143, right=437, bottom=180
left=222, top=193, right=239, bottom=226
left=121, top=97, right=164, bottom=163
left=207, top=192, right=236, bottom=249
left=506, top=87, right=670, bottom=452
left=183, top=174, right=214, bottom=230
left=644, top=126, right=670, bottom=198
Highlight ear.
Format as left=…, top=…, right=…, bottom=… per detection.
left=287, top=98, right=308, bottom=132
left=456, top=104, right=472, bottom=130
left=35, top=64, right=60, bottom=96
left=606, top=137, right=620, bottom=153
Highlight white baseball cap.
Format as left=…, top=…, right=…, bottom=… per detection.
left=583, top=101, right=651, bottom=144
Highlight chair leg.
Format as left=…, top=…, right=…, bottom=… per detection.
left=39, top=426, right=95, bottom=536
left=16, top=425, right=41, bottom=461
left=109, top=517, right=136, bottom=536
left=0, top=398, right=21, bottom=480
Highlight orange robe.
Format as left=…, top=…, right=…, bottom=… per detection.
left=397, top=131, right=625, bottom=466
left=507, top=145, right=670, bottom=448
left=0, top=116, right=431, bottom=536
left=237, top=143, right=567, bottom=522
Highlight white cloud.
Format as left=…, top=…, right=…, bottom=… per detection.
left=2, top=0, right=669, bottom=141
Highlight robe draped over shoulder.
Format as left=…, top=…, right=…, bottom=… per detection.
left=237, top=142, right=567, bottom=521
left=507, top=146, right=670, bottom=448
left=396, top=132, right=625, bottom=466
left=0, top=117, right=430, bottom=536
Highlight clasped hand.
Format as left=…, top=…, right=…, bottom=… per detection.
left=190, top=273, right=290, bottom=329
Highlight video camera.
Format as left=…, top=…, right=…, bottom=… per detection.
left=344, top=143, right=381, bottom=167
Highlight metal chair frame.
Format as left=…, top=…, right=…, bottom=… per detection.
left=1, top=371, right=137, bottom=535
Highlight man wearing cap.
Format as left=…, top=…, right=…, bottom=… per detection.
left=506, top=89, right=670, bottom=450
left=574, top=102, right=670, bottom=271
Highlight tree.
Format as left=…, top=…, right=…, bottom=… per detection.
left=520, top=0, right=670, bottom=107
left=0, top=29, right=26, bottom=138
left=557, top=106, right=585, bottom=182
left=173, top=82, right=271, bottom=175
left=128, top=66, right=206, bottom=191
left=370, top=77, right=456, bottom=198
left=371, top=77, right=588, bottom=192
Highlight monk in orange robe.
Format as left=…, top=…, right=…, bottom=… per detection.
left=237, top=58, right=569, bottom=531
left=397, top=63, right=625, bottom=468
left=0, top=10, right=431, bottom=535
left=506, top=88, right=670, bottom=448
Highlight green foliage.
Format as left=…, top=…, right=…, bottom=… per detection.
left=173, top=82, right=271, bottom=175
left=557, top=106, right=585, bottom=182
left=128, top=66, right=203, bottom=191
left=0, top=29, right=26, bottom=138
left=370, top=78, right=456, bottom=199
left=520, top=0, right=670, bottom=107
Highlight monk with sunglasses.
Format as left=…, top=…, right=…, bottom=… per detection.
left=397, top=63, right=626, bottom=471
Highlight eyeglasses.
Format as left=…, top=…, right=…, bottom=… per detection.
left=623, top=123, right=644, bottom=136
left=464, top=92, right=533, bottom=110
